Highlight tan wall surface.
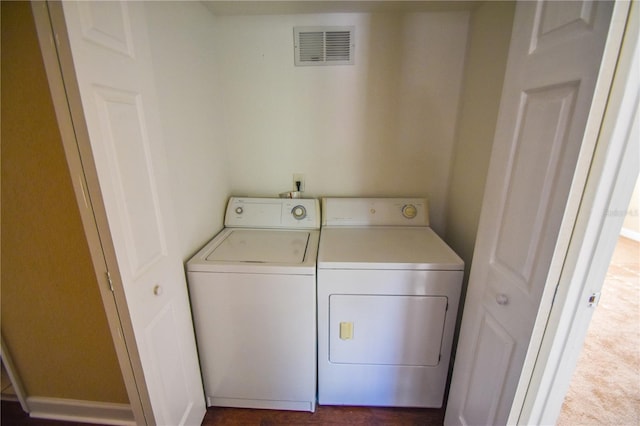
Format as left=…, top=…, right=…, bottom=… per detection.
left=211, top=9, right=470, bottom=233
left=1, top=1, right=128, bottom=403
left=445, top=2, right=516, bottom=291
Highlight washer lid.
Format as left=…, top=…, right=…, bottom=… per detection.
left=318, top=227, right=463, bottom=270
left=207, top=229, right=310, bottom=264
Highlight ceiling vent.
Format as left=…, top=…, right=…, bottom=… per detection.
left=294, top=26, right=355, bottom=66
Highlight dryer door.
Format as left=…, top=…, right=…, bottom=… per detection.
left=329, top=294, right=448, bottom=366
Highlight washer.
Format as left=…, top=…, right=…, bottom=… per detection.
left=187, top=197, right=320, bottom=412
left=317, top=197, right=463, bottom=408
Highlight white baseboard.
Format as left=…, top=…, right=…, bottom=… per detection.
left=26, top=396, right=135, bottom=426
left=620, top=227, right=640, bottom=242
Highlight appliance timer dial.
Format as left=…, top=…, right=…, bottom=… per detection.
left=402, top=204, right=418, bottom=219
left=292, top=205, right=307, bottom=220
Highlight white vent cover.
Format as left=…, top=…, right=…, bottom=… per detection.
left=294, top=26, right=355, bottom=66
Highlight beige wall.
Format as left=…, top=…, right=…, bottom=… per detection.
left=445, top=2, right=516, bottom=285
left=1, top=1, right=128, bottom=403
left=145, top=1, right=232, bottom=256
left=212, top=10, right=470, bottom=233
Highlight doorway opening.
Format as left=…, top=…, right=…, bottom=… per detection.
left=557, top=182, right=640, bottom=425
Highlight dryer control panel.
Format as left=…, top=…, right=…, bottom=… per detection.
left=322, top=198, right=429, bottom=227
left=225, top=197, right=321, bottom=229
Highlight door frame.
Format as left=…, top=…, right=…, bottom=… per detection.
left=31, top=2, right=152, bottom=424
left=510, top=3, right=639, bottom=424
left=1, top=335, right=29, bottom=411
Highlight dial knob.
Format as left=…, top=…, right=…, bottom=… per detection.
left=235, top=206, right=243, bottom=215
left=402, top=204, right=418, bottom=219
left=292, top=205, right=307, bottom=220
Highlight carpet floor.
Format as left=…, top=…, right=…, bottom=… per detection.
left=557, top=236, right=640, bottom=425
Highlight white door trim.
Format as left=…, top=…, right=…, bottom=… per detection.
left=511, top=2, right=639, bottom=424
left=31, top=2, right=151, bottom=424
left=26, top=397, right=134, bottom=426
left=1, top=335, right=29, bottom=412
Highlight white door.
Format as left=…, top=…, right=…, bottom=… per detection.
left=445, top=2, right=614, bottom=425
left=59, top=2, right=206, bottom=425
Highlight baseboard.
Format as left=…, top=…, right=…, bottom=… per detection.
left=26, top=396, right=135, bottom=426
left=620, top=227, right=640, bottom=242
left=0, top=393, right=19, bottom=402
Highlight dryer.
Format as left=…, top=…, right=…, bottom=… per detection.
left=317, top=197, right=463, bottom=408
left=187, top=197, right=320, bottom=412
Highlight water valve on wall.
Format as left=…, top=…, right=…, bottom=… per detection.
left=293, top=173, right=305, bottom=192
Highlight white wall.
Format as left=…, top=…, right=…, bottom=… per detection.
left=621, top=175, right=640, bottom=240
left=145, top=2, right=231, bottom=257
left=212, top=11, right=470, bottom=232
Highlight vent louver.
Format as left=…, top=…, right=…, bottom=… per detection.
left=294, top=26, right=354, bottom=66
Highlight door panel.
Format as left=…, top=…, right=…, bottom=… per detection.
left=145, top=304, right=194, bottom=425
left=93, top=87, right=167, bottom=276
left=532, top=1, right=596, bottom=53
left=494, top=82, right=578, bottom=290
left=445, top=1, right=614, bottom=425
left=61, top=1, right=206, bottom=424
left=460, top=313, right=514, bottom=426
left=76, top=1, right=133, bottom=56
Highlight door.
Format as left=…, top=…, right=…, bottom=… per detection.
left=55, top=2, right=206, bottom=424
left=445, top=2, right=614, bottom=425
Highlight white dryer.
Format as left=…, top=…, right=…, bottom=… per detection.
left=187, top=197, right=320, bottom=412
left=317, top=197, right=463, bottom=408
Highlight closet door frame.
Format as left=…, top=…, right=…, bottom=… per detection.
left=32, top=2, right=149, bottom=423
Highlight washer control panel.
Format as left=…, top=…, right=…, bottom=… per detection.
left=225, top=197, right=320, bottom=229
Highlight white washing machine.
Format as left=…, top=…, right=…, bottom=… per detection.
left=317, top=197, right=464, bottom=408
left=187, top=197, right=320, bottom=412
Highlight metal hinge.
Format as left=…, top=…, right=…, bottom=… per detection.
left=106, top=271, right=114, bottom=292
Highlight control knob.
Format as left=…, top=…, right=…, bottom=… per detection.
left=292, top=205, right=307, bottom=220
left=402, top=204, right=418, bottom=219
